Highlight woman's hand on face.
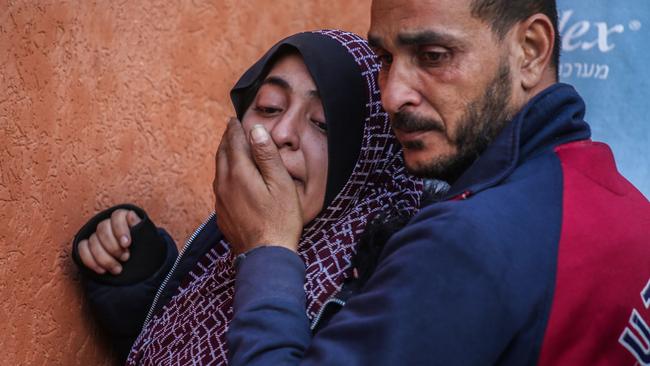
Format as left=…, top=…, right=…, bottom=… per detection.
left=214, top=118, right=303, bottom=255
left=77, top=209, right=141, bottom=275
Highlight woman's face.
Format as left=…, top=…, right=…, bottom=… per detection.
left=241, top=53, right=328, bottom=224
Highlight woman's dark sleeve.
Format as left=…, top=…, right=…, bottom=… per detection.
left=71, top=204, right=178, bottom=361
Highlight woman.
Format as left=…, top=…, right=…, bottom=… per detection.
left=72, top=29, right=422, bottom=365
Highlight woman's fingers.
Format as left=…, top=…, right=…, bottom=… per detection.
left=78, top=239, right=106, bottom=274
left=110, top=209, right=131, bottom=248
left=77, top=209, right=142, bottom=275
left=110, top=209, right=140, bottom=249
left=126, top=210, right=142, bottom=227
left=88, top=233, right=123, bottom=275
left=96, top=218, right=124, bottom=258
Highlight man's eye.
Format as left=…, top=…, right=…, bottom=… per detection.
left=311, top=119, right=328, bottom=133
left=418, top=50, right=451, bottom=65
left=377, top=54, right=393, bottom=68
left=371, top=48, right=392, bottom=69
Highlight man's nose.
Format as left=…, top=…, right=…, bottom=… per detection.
left=269, top=111, right=301, bottom=150
left=379, top=61, right=421, bottom=115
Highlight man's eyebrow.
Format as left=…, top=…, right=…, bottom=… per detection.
left=397, top=30, right=458, bottom=46
left=367, top=31, right=458, bottom=49
left=367, top=34, right=383, bottom=48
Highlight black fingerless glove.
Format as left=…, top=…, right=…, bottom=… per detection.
left=71, top=204, right=168, bottom=286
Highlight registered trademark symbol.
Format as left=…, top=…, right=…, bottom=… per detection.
left=629, top=20, right=642, bottom=31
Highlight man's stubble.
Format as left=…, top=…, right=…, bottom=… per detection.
left=395, top=59, right=516, bottom=184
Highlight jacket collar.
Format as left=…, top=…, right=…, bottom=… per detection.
left=444, top=83, right=591, bottom=199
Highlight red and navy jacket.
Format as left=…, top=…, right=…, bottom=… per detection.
left=227, top=83, right=650, bottom=365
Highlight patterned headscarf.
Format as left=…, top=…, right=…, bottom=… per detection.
left=126, top=29, right=423, bottom=365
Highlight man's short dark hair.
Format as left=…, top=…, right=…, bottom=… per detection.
left=470, top=0, right=560, bottom=75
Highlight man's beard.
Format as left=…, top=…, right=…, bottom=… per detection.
left=393, top=60, right=515, bottom=184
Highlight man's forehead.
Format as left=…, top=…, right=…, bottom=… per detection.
left=369, top=0, right=479, bottom=47
left=369, top=0, right=473, bottom=39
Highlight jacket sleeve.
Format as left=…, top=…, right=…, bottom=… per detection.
left=72, top=204, right=178, bottom=362
left=227, top=205, right=550, bottom=365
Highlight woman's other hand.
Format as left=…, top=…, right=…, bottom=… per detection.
left=77, top=209, right=141, bottom=275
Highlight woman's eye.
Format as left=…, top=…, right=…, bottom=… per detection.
left=311, top=119, right=328, bottom=133
left=254, top=106, right=281, bottom=115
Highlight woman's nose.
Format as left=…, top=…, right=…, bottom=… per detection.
left=269, top=111, right=301, bottom=150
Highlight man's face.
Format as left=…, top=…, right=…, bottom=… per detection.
left=369, top=0, right=518, bottom=183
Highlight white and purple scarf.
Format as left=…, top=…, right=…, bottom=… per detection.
left=127, top=29, right=423, bottom=365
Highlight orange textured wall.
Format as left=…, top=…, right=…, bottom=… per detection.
left=0, top=1, right=371, bottom=364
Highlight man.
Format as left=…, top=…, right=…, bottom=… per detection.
left=214, top=0, right=650, bottom=364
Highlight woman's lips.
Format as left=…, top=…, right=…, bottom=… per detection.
left=288, top=172, right=303, bottom=186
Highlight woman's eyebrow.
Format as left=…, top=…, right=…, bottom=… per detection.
left=263, top=76, right=319, bottom=99
left=308, top=90, right=320, bottom=99
left=262, top=76, right=291, bottom=91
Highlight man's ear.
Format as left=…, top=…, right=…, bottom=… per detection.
left=514, top=13, right=556, bottom=90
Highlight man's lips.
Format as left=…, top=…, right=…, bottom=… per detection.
left=393, top=128, right=434, bottom=141
left=393, top=124, right=440, bottom=133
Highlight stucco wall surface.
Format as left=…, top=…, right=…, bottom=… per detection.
left=0, top=1, right=371, bottom=364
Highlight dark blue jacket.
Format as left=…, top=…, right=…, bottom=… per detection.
left=227, top=84, right=650, bottom=365
left=72, top=206, right=221, bottom=362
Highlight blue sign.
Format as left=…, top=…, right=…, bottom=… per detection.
left=557, top=2, right=649, bottom=198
